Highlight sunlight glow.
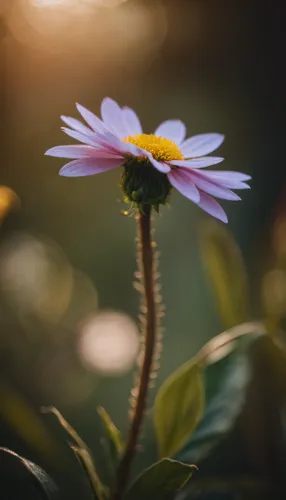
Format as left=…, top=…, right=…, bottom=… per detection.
left=32, top=0, right=72, bottom=6
left=31, top=0, right=128, bottom=8
left=0, top=234, right=73, bottom=321
left=78, top=311, right=139, bottom=375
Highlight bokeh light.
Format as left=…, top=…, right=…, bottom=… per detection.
left=32, top=0, right=72, bottom=6
left=78, top=311, right=140, bottom=375
left=31, top=0, right=129, bottom=7
left=0, top=187, right=20, bottom=222
left=0, top=233, right=73, bottom=322
left=7, top=0, right=166, bottom=61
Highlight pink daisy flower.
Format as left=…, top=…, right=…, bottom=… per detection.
left=45, top=97, right=251, bottom=222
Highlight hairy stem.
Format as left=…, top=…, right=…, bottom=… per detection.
left=113, top=205, right=157, bottom=500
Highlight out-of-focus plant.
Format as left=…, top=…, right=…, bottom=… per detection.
left=0, top=186, right=19, bottom=223
left=1, top=98, right=255, bottom=500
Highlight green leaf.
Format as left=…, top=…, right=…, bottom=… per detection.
left=42, top=406, right=106, bottom=500
left=0, top=447, right=58, bottom=499
left=154, top=359, right=204, bottom=458
left=200, top=220, right=248, bottom=329
left=177, top=329, right=263, bottom=466
left=176, top=333, right=286, bottom=500
left=124, top=458, right=196, bottom=500
left=98, top=406, right=124, bottom=458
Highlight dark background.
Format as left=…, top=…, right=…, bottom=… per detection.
left=0, top=0, right=286, bottom=498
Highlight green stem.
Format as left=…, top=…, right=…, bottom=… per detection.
left=113, top=205, right=157, bottom=500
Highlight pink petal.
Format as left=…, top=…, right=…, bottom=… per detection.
left=196, top=191, right=228, bottom=223
left=170, top=157, right=224, bottom=168
left=200, top=170, right=251, bottom=188
left=167, top=169, right=200, bottom=203
left=62, top=127, right=99, bottom=147
left=94, top=130, right=145, bottom=157
left=45, top=145, right=94, bottom=158
left=181, top=133, right=225, bottom=157
left=155, top=120, right=186, bottom=144
left=60, top=116, right=92, bottom=136
left=100, top=98, right=128, bottom=138
left=122, top=107, right=142, bottom=135
left=187, top=170, right=241, bottom=200
left=59, top=158, right=123, bottom=177
left=76, top=103, right=107, bottom=133
left=147, top=153, right=171, bottom=173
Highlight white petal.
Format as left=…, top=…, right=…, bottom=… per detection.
left=155, top=120, right=186, bottom=144
left=181, top=133, right=225, bottom=157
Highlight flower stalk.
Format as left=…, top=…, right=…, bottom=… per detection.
left=113, top=205, right=157, bottom=500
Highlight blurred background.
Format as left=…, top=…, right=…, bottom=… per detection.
left=0, top=0, right=286, bottom=498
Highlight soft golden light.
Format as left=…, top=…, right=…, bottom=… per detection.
left=0, top=186, right=20, bottom=221
left=78, top=311, right=139, bottom=375
left=30, top=0, right=128, bottom=8
left=0, top=234, right=73, bottom=322
left=32, top=0, right=72, bottom=6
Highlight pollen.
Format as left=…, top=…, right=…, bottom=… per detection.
left=123, top=134, right=184, bottom=162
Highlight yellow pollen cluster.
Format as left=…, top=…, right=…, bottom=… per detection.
left=123, top=133, right=184, bottom=162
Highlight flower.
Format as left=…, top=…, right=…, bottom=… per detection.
left=45, top=97, right=251, bottom=222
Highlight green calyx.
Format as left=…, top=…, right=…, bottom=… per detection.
left=120, top=158, right=172, bottom=212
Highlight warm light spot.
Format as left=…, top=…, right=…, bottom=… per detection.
left=0, top=234, right=73, bottom=321
left=0, top=186, right=20, bottom=221
left=31, top=0, right=128, bottom=8
left=32, top=0, right=72, bottom=6
left=60, top=269, right=98, bottom=329
left=124, top=134, right=183, bottom=162
left=78, top=311, right=139, bottom=374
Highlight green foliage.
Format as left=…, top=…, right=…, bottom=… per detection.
left=98, top=406, right=124, bottom=458
left=98, top=406, right=124, bottom=476
left=176, top=332, right=286, bottom=499
left=43, top=407, right=107, bottom=500
left=177, top=331, right=257, bottom=464
left=200, top=221, right=248, bottom=329
left=124, top=458, right=196, bottom=500
left=0, top=447, right=58, bottom=499
left=154, top=359, right=204, bottom=458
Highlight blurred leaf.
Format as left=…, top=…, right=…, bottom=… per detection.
left=42, top=406, right=106, bottom=500
left=177, top=343, right=251, bottom=465
left=200, top=221, right=248, bottom=329
left=262, top=268, right=286, bottom=334
left=72, top=447, right=109, bottom=500
left=0, top=383, right=59, bottom=462
left=176, top=333, right=286, bottom=500
left=124, top=458, right=196, bottom=500
left=0, top=447, right=58, bottom=499
left=154, top=359, right=204, bottom=458
left=98, top=406, right=124, bottom=462
left=197, top=322, right=264, bottom=366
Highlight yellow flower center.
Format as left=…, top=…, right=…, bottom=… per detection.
left=123, top=133, right=184, bottom=162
